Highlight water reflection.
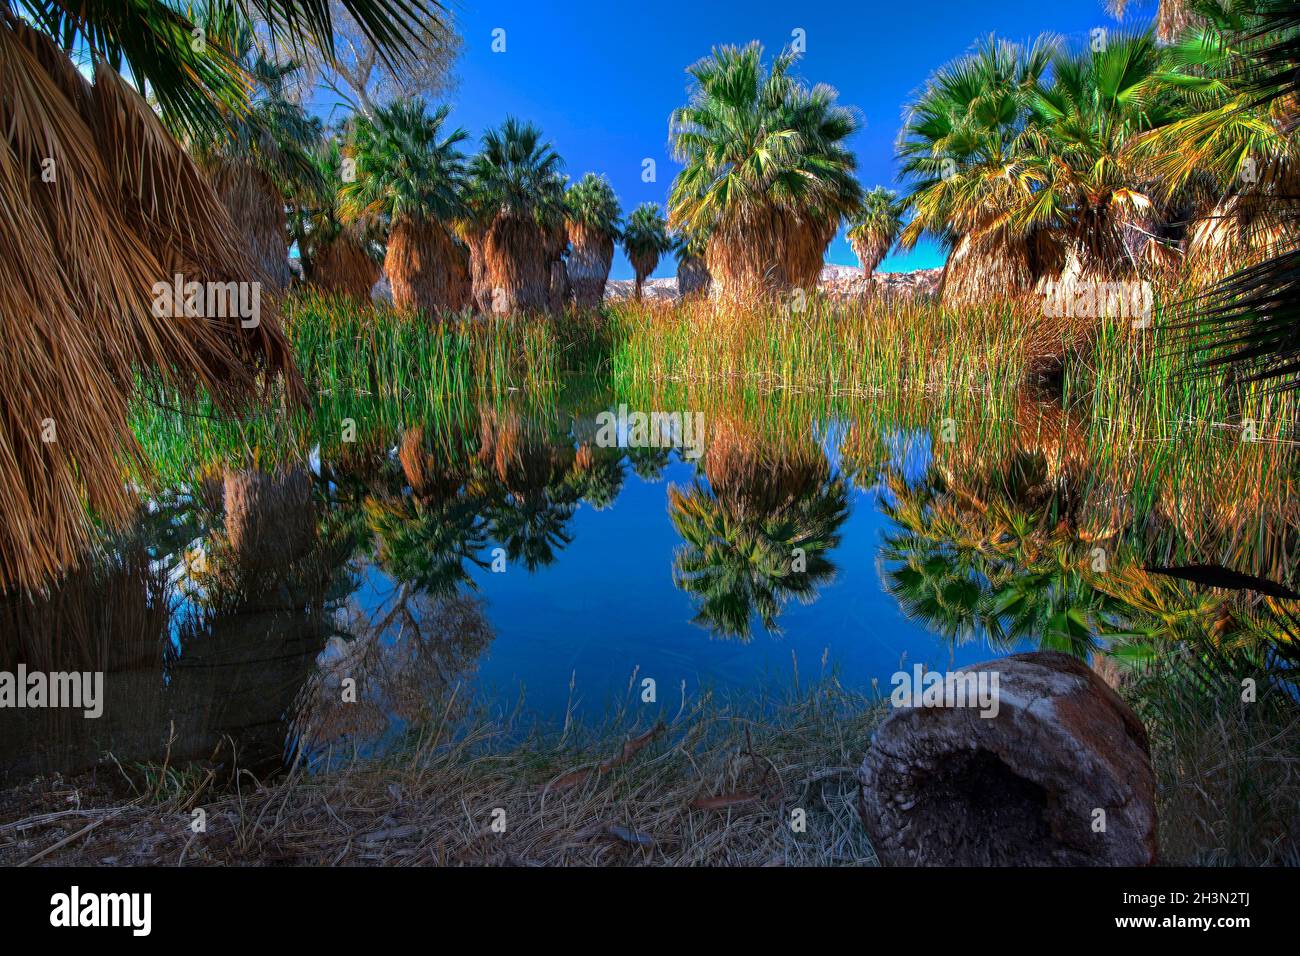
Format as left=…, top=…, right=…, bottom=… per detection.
left=2, top=385, right=1296, bottom=784
left=668, top=416, right=849, bottom=641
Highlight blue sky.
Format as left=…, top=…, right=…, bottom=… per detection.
left=343, top=0, right=1160, bottom=279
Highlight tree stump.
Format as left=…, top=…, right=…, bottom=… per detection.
left=858, top=651, right=1157, bottom=866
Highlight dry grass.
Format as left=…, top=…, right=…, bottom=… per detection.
left=0, top=678, right=884, bottom=866
left=1129, top=659, right=1300, bottom=866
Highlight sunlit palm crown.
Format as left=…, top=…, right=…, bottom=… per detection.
left=565, top=172, right=622, bottom=237
left=847, top=187, right=904, bottom=272
left=469, top=117, right=566, bottom=224
left=897, top=35, right=1056, bottom=249
left=667, top=42, right=862, bottom=241
left=340, top=98, right=468, bottom=225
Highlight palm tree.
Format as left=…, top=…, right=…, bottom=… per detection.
left=668, top=42, right=862, bottom=300
left=897, top=36, right=1057, bottom=307
left=1014, top=32, right=1182, bottom=284
left=340, top=99, right=469, bottom=315
left=622, top=203, right=673, bottom=301
left=847, top=187, right=904, bottom=284
left=674, top=230, right=712, bottom=298
left=189, top=17, right=322, bottom=294
left=565, top=173, right=622, bottom=308
left=295, top=135, right=382, bottom=300
left=469, top=118, right=565, bottom=313
left=0, top=1, right=439, bottom=590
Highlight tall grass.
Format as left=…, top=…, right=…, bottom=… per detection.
left=132, top=292, right=572, bottom=489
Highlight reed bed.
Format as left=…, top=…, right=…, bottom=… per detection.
left=131, top=292, right=571, bottom=490
left=606, top=296, right=1065, bottom=399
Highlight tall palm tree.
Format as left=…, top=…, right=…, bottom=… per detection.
left=847, top=187, right=904, bottom=283
left=189, top=16, right=322, bottom=294
left=340, top=99, right=468, bottom=315
left=469, top=118, right=565, bottom=313
left=668, top=42, right=862, bottom=300
left=565, top=173, right=622, bottom=308
left=897, top=36, right=1057, bottom=307
left=295, top=135, right=382, bottom=300
left=621, top=203, right=673, bottom=301
left=0, top=2, right=438, bottom=591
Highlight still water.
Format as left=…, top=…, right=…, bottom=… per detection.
left=1, top=385, right=1167, bottom=784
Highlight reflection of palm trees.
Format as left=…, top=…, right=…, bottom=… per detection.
left=668, top=419, right=849, bottom=641
left=627, top=446, right=672, bottom=482
left=476, top=406, right=580, bottom=571
left=366, top=496, right=490, bottom=597
left=292, top=591, right=495, bottom=758
left=880, top=461, right=1114, bottom=657
left=569, top=443, right=627, bottom=510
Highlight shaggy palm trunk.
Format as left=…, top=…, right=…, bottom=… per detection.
left=448, top=239, right=472, bottom=311
left=939, top=232, right=1033, bottom=309
left=384, top=217, right=459, bottom=316
left=463, top=230, right=493, bottom=313
left=676, top=254, right=711, bottom=297
left=205, top=158, right=292, bottom=293
left=567, top=223, right=615, bottom=307
left=485, top=212, right=550, bottom=313
left=626, top=252, right=655, bottom=300
left=310, top=227, right=379, bottom=301
left=850, top=237, right=888, bottom=280
left=549, top=260, right=570, bottom=312
left=706, top=208, right=830, bottom=301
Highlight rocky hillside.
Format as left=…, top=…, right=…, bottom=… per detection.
left=605, top=265, right=941, bottom=303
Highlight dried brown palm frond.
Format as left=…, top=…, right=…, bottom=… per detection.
left=1184, top=191, right=1298, bottom=286
left=484, top=212, right=551, bottom=314
left=204, top=155, right=293, bottom=292
left=939, top=231, right=1035, bottom=309
left=706, top=210, right=829, bottom=303
left=676, top=252, right=711, bottom=298
left=0, top=19, right=300, bottom=593
left=384, top=217, right=461, bottom=316
left=309, top=224, right=381, bottom=301
left=567, top=222, right=616, bottom=307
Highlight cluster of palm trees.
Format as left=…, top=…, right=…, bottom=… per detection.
left=895, top=1, right=1299, bottom=309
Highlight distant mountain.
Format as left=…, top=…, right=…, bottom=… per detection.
left=604, top=265, right=942, bottom=302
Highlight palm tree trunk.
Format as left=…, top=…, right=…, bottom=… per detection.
left=385, top=217, right=458, bottom=315
left=205, top=158, right=292, bottom=294
left=677, top=255, right=711, bottom=297
left=309, top=226, right=379, bottom=301
left=567, top=224, right=614, bottom=307
left=485, top=212, right=550, bottom=313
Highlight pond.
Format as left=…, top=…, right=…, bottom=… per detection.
left=1, top=375, right=1293, bottom=785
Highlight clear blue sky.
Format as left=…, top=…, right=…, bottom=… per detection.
left=357, top=0, right=1159, bottom=279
